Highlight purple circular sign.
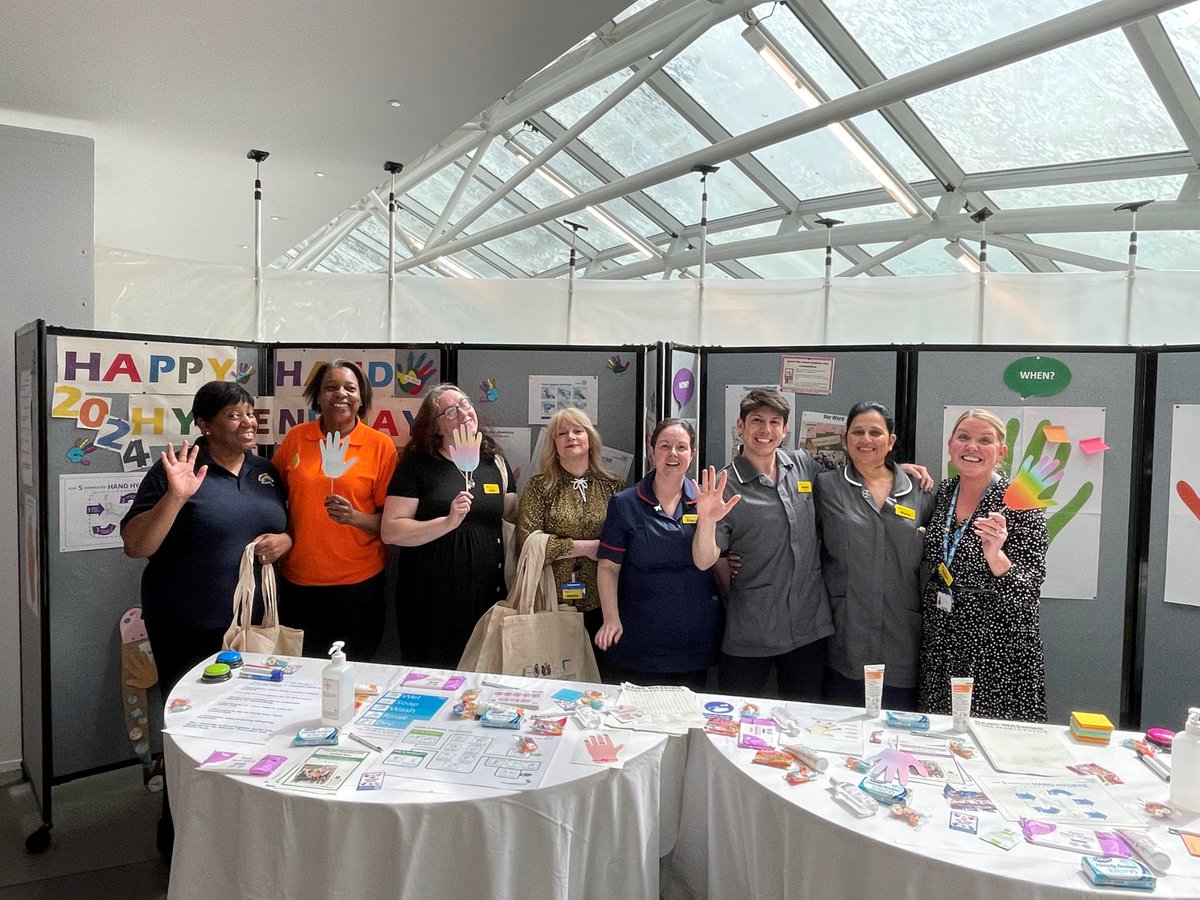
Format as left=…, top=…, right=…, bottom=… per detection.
left=672, top=367, right=695, bottom=407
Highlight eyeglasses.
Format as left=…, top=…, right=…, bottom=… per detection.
left=437, top=399, right=474, bottom=421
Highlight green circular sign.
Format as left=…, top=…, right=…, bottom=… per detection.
left=1003, top=356, right=1071, bottom=399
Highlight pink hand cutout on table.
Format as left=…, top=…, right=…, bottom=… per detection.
left=583, top=733, right=623, bottom=764
left=868, top=748, right=928, bottom=786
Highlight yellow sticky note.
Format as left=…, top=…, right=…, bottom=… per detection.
left=1042, top=424, right=1070, bottom=443
left=797, top=481, right=812, bottom=493
left=483, top=483, right=500, bottom=494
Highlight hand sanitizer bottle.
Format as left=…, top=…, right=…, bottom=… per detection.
left=321, top=641, right=355, bottom=727
left=1169, top=707, right=1200, bottom=813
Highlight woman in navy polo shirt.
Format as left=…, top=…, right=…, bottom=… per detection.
left=596, top=419, right=721, bottom=690
left=121, top=379, right=290, bottom=857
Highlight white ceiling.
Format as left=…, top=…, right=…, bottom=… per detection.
left=0, top=0, right=631, bottom=265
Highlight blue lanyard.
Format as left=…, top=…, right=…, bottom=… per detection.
left=941, top=476, right=995, bottom=570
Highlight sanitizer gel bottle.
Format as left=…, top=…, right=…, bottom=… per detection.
left=321, top=641, right=355, bottom=727
left=1169, top=707, right=1200, bottom=813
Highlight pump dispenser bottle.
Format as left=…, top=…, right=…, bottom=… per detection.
left=1169, top=707, right=1200, bottom=813
left=321, top=641, right=355, bottom=727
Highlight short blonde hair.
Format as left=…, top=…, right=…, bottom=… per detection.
left=950, top=408, right=1008, bottom=473
left=539, top=408, right=615, bottom=485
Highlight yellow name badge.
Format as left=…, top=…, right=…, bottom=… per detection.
left=937, top=562, right=954, bottom=586
left=682, top=513, right=698, bottom=525
left=894, top=504, right=916, bottom=520
left=797, top=481, right=812, bottom=494
left=483, top=483, right=500, bottom=494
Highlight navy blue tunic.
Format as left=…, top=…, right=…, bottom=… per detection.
left=121, top=443, right=288, bottom=630
left=598, top=472, right=721, bottom=673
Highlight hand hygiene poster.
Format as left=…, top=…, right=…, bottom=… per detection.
left=941, top=406, right=1106, bottom=600
left=1164, top=404, right=1200, bottom=607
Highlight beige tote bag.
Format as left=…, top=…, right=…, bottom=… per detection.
left=222, top=541, right=304, bottom=656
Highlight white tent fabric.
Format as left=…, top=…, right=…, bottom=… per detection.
left=94, top=245, right=1200, bottom=348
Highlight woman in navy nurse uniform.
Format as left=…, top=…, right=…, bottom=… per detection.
left=595, top=419, right=721, bottom=690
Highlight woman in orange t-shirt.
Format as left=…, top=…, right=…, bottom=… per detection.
left=272, top=359, right=398, bottom=661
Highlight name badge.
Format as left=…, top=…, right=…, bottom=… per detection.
left=682, top=513, right=698, bottom=525
left=561, top=582, right=585, bottom=601
left=796, top=481, right=812, bottom=494
left=483, top=483, right=500, bottom=494
left=894, top=504, right=916, bottom=520
left=937, top=562, right=954, bottom=586
left=936, top=590, right=953, bottom=613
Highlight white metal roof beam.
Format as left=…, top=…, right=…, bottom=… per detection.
left=983, top=234, right=1129, bottom=271
left=784, top=0, right=966, bottom=190
left=430, top=135, right=494, bottom=241
left=837, top=235, right=929, bottom=277
left=1123, top=17, right=1200, bottom=160
left=590, top=199, right=1199, bottom=278
left=282, top=207, right=370, bottom=272
left=960, top=150, right=1197, bottom=191
left=394, top=0, right=1188, bottom=273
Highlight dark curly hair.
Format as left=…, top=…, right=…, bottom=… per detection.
left=303, top=359, right=372, bottom=423
left=405, top=383, right=500, bottom=461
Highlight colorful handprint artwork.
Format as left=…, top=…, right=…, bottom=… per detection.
left=397, top=351, right=437, bottom=396
left=479, top=377, right=500, bottom=402
left=942, top=406, right=1104, bottom=599
left=66, top=437, right=97, bottom=465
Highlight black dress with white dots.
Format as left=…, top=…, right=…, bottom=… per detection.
left=918, top=476, right=1048, bottom=723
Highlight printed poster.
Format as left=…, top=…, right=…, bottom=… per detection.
left=1164, top=404, right=1200, bottom=606
left=527, top=375, right=598, bottom=426
left=941, top=406, right=1105, bottom=600
left=797, top=411, right=846, bottom=469
left=58, top=472, right=146, bottom=552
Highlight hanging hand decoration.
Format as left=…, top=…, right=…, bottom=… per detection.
left=1004, top=454, right=1065, bottom=510
left=319, top=431, right=359, bottom=494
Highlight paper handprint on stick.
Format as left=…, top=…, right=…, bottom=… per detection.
left=448, top=424, right=481, bottom=490
left=319, top=431, right=358, bottom=492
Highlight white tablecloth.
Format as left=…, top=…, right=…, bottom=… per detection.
left=664, top=702, right=1200, bottom=900
left=164, top=659, right=685, bottom=900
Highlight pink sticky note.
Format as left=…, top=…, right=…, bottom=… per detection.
left=1078, top=437, right=1110, bottom=455
left=1042, top=424, right=1070, bottom=443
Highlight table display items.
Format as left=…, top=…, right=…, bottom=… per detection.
left=1170, top=708, right=1200, bottom=813
left=1071, top=711, right=1115, bottom=746
left=321, top=641, right=355, bottom=727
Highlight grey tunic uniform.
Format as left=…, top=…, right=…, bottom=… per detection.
left=716, top=448, right=833, bottom=656
left=816, top=463, right=935, bottom=689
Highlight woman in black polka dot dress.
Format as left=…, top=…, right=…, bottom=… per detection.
left=919, top=409, right=1048, bottom=723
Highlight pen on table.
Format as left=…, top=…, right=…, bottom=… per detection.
left=348, top=732, right=383, bottom=753
left=239, top=669, right=283, bottom=682
left=1137, top=749, right=1171, bottom=782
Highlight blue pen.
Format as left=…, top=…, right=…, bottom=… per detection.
left=239, top=669, right=284, bottom=682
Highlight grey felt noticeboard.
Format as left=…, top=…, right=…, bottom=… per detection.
left=913, top=349, right=1137, bottom=725
left=1142, top=350, right=1200, bottom=730
left=456, top=346, right=644, bottom=487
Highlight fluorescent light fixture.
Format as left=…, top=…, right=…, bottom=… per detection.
left=504, top=138, right=659, bottom=259
left=944, top=239, right=982, bottom=273
left=742, top=23, right=926, bottom=219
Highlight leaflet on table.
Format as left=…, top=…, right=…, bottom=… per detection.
left=166, top=679, right=322, bottom=744
left=868, top=727, right=976, bottom=758
left=969, top=719, right=1075, bottom=777
left=975, top=775, right=1142, bottom=827
left=274, top=747, right=370, bottom=793
left=610, top=684, right=703, bottom=734
left=773, top=708, right=864, bottom=754
left=353, top=691, right=449, bottom=740
left=379, top=722, right=559, bottom=790
left=197, top=750, right=287, bottom=776
left=480, top=686, right=545, bottom=709
left=399, top=671, right=467, bottom=691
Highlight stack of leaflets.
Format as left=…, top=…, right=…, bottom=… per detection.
left=1070, top=711, right=1114, bottom=746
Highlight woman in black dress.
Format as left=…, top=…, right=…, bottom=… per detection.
left=381, top=384, right=517, bottom=668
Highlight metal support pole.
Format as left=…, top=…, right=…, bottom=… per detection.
left=384, top=161, right=404, bottom=342
left=564, top=220, right=588, bottom=343
left=815, top=217, right=843, bottom=345
left=691, top=165, right=719, bottom=343
left=970, top=207, right=993, bottom=343
left=1117, top=199, right=1154, bottom=343
left=247, top=150, right=269, bottom=341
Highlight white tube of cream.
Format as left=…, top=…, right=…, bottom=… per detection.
left=863, top=664, right=885, bottom=718
left=950, top=676, right=974, bottom=732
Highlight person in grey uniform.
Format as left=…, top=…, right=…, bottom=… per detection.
left=817, top=401, right=935, bottom=711
left=691, top=388, right=832, bottom=701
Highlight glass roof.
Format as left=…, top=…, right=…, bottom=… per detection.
left=278, top=0, right=1200, bottom=280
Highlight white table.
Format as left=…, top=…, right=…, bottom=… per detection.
left=664, top=701, right=1200, bottom=900
left=164, top=657, right=685, bottom=900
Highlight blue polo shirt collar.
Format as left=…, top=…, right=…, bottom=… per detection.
left=194, top=437, right=252, bottom=479
left=634, top=470, right=697, bottom=516
left=730, top=448, right=792, bottom=485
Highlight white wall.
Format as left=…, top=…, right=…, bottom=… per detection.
left=1, top=124, right=94, bottom=768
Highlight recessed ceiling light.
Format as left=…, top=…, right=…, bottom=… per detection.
left=270, top=215, right=281, bottom=221
left=239, top=244, right=248, bottom=249
left=387, top=99, right=402, bottom=108
left=314, top=171, right=325, bottom=177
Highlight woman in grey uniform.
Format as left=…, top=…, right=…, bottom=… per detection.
left=816, top=401, right=934, bottom=711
